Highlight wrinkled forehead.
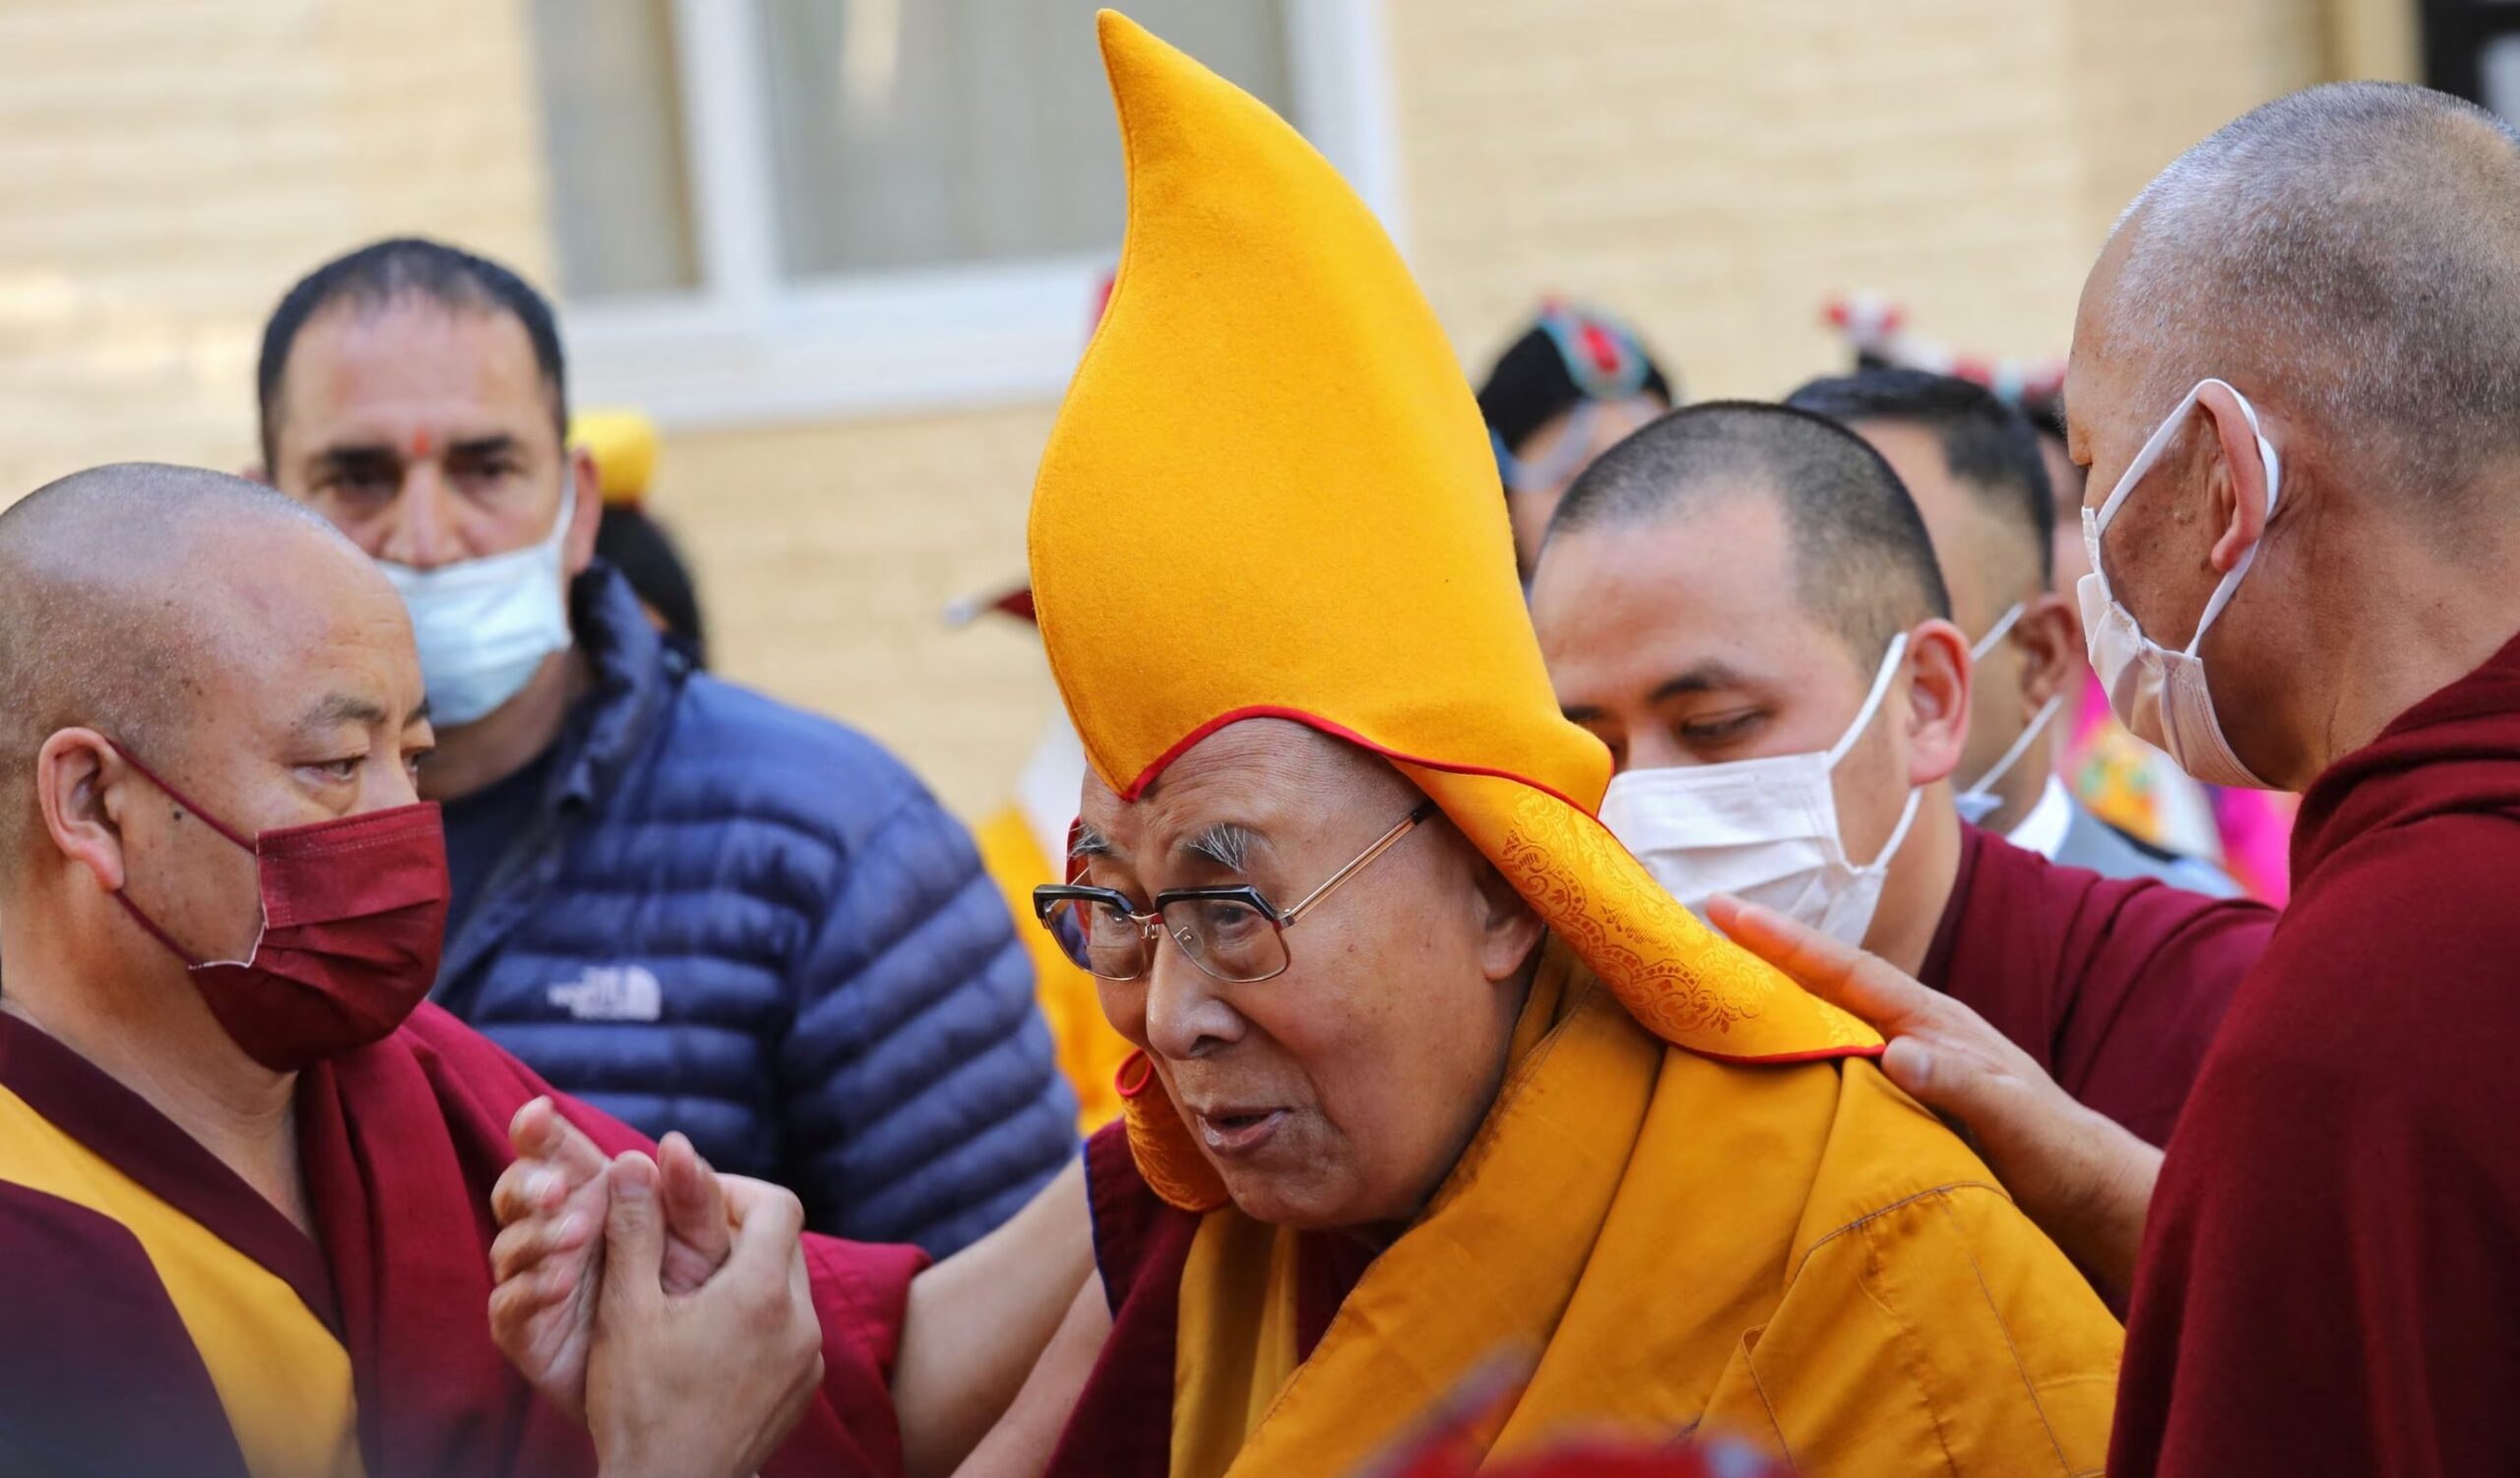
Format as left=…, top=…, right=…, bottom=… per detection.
left=1076, top=717, right=1418, bottom=851
left=2063, top=226, right=2151, bottom=454
left=199, top=529, right=421, bottom=725
left=1535, top=500, right=1865, bottom=695
left=278, top=297, right=561, bottom=453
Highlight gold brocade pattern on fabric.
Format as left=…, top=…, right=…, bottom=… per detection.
left=1491, top=789, right=1768, bottom=1039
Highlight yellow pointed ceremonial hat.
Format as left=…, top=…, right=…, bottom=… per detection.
left=1032, top=14, right=1880, bottom=1083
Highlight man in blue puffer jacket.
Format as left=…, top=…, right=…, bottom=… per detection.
left=250, top=237, right=1076, bottom=1254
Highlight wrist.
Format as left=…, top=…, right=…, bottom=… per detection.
left=2050, top=1107, right=2163, bottom=1301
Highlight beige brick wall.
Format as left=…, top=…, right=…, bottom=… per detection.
left=0, top=0, right=2412, bottom=819
left=0, top=0, right=551, bottom=492
left=1403, top=0, right=2338, bottom=401
left=644, top=405, right=1064, bottom=821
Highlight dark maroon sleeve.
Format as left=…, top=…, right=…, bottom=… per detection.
left=393, top=1004, right=931, bottom=1478
left=2114, top=821, right=2520, bottom=1477
left=1040, top=1123, right=1199, bottom=1478
left=1924, top=830, right=2265, bottom=1147
left=0, top=1183, right=252, bottom=1478
left=761, top=1236, right=930, bottom=1478
left=2050, top=881, right=2272, bottom=1148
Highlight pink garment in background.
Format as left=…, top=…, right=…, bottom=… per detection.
left=2063, top=673, right=2295, bottom=906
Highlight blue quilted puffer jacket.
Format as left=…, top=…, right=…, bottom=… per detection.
left=431, top=564, right=1076, bottom=1255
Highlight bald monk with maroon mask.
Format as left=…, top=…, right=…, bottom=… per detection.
left=1717, top=82, right=2520, bottom=1476
left=0, top=463, right=1083, bottom=1478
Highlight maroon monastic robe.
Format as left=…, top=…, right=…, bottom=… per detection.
left=2112, top=628, right=2520, bottom=1476
left=1924, top=825, right=2272, bottom=1147
left=0, top=1001, right=923, bottom=1478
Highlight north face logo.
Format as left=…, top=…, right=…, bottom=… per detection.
left=548, top=965, right=664, bottom=1023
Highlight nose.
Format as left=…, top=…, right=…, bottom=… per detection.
left=373, top=460, right=463, bottom=569
left=1141, top=937, right=1244, bottom=1062
left=366, top=753, right=425, bottom=812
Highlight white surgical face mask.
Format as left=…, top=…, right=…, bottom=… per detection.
left=1953, top=602, right=2064, bottom=825
left=1600, top=633, right=1923, bottom=947
left=379, top=496, right=575, bottom=727
left=2076, top=378, right=2278, bottom=789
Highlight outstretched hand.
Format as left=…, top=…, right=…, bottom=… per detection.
left=487, top=1098, right=736, bottom=1423
left=1708, top=895, right=2162, bottom=1299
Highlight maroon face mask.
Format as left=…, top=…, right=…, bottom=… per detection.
left=106, top=744, right=449, bottom=1072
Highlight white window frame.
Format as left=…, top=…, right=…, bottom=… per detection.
left=561, top=0, right=1403, bottom=430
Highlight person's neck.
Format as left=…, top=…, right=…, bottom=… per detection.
left=0, top=926, right=312, bottom=1235
left=2266, top=518, right=2520, bottom=788
left=1862, top=785, right=1963, bottom=977
left=419, top=647, right=587, bottom=803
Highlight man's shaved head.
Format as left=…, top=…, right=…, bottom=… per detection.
left=0, top=464, right=369, bottom=856
left=2103, top=81, right=2520, bottom=506
left=1549, top=401, right=1950, bottom=661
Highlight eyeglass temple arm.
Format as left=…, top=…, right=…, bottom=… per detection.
left=1278, top=801, right=1440, bottom=926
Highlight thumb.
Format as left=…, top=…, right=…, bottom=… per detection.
left=1877, top=1036, right=1942, bottom=1108
left=1877, top=1031, right=2018, bottom=1138
left=599, top=1152, right=664, bottom=1323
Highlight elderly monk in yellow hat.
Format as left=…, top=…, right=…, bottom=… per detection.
left=979, top=14, right=2120, bottom=1477
left=486, top=14, right=2121, bottom=1478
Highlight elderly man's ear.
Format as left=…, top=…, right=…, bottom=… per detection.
left=2194, top=379, right=2275, bottom=574
left=1901, top=619, right=1974, bottom=789
left=35, top=730, right=128, bottom=892
left=1469, top=851, right=1546, bottom=984
left=564, top=448, right=603, bottom=578
left=2013, top=594, right=2083, bottom=711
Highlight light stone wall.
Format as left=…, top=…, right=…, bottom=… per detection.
left=0, top=0, right=2409, bottom=815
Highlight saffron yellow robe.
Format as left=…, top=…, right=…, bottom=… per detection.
left=1054, top=942, right=2120, bottom=1477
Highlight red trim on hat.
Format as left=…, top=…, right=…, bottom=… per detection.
left=1114, top=1050, right=1160, bottom=1098
left=1695, top=1041, right=1886, bottom=1065
left=1113, top=706, right=1884, bottom=1067
left=1117, top=704, right=1600, bottom=816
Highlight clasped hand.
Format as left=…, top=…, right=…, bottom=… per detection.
left=487, top=1100, right=824, bottom=1478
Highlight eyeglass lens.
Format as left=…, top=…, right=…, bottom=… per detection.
left=1048, top=895, right=1287, bottom=984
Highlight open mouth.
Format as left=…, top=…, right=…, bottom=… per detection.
left=1195, top=1107, right=1289, bottom=1156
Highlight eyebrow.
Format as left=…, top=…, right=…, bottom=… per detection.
left=311, top=433, right=522, bottom=467
left=1649, top=664, right=1743, bottom=703
left=1561, top=662, right=1744, bottom=724
left=309, top=443, right=401, bottom=471
left=442, top=433, right=523, bottom=460
left=295, top=693, right=390, bottom=738
left=1180, top=822, right=1260, bottom=872
left=1070, top=826, right=1115, bottom=860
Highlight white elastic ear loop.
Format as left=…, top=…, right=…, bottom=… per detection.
left=2092, top=380, right=2212, bottom=531
left=2183, top=399, right=2281, bottom=658
left=1825, top=631, right=1912, bottom=768
left=1969, top=602, right=2026, bottom=664
left=1827, top=630, right=1927, bottom=870
left=1962, top=691, right=2065, bottom=802
left=2087, top=377, right=2281, bottom=657
left=1855, top=783, right=1925, bottom=873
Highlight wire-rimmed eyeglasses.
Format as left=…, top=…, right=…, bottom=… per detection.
left=1033, top=800, right=1438, bottom=985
